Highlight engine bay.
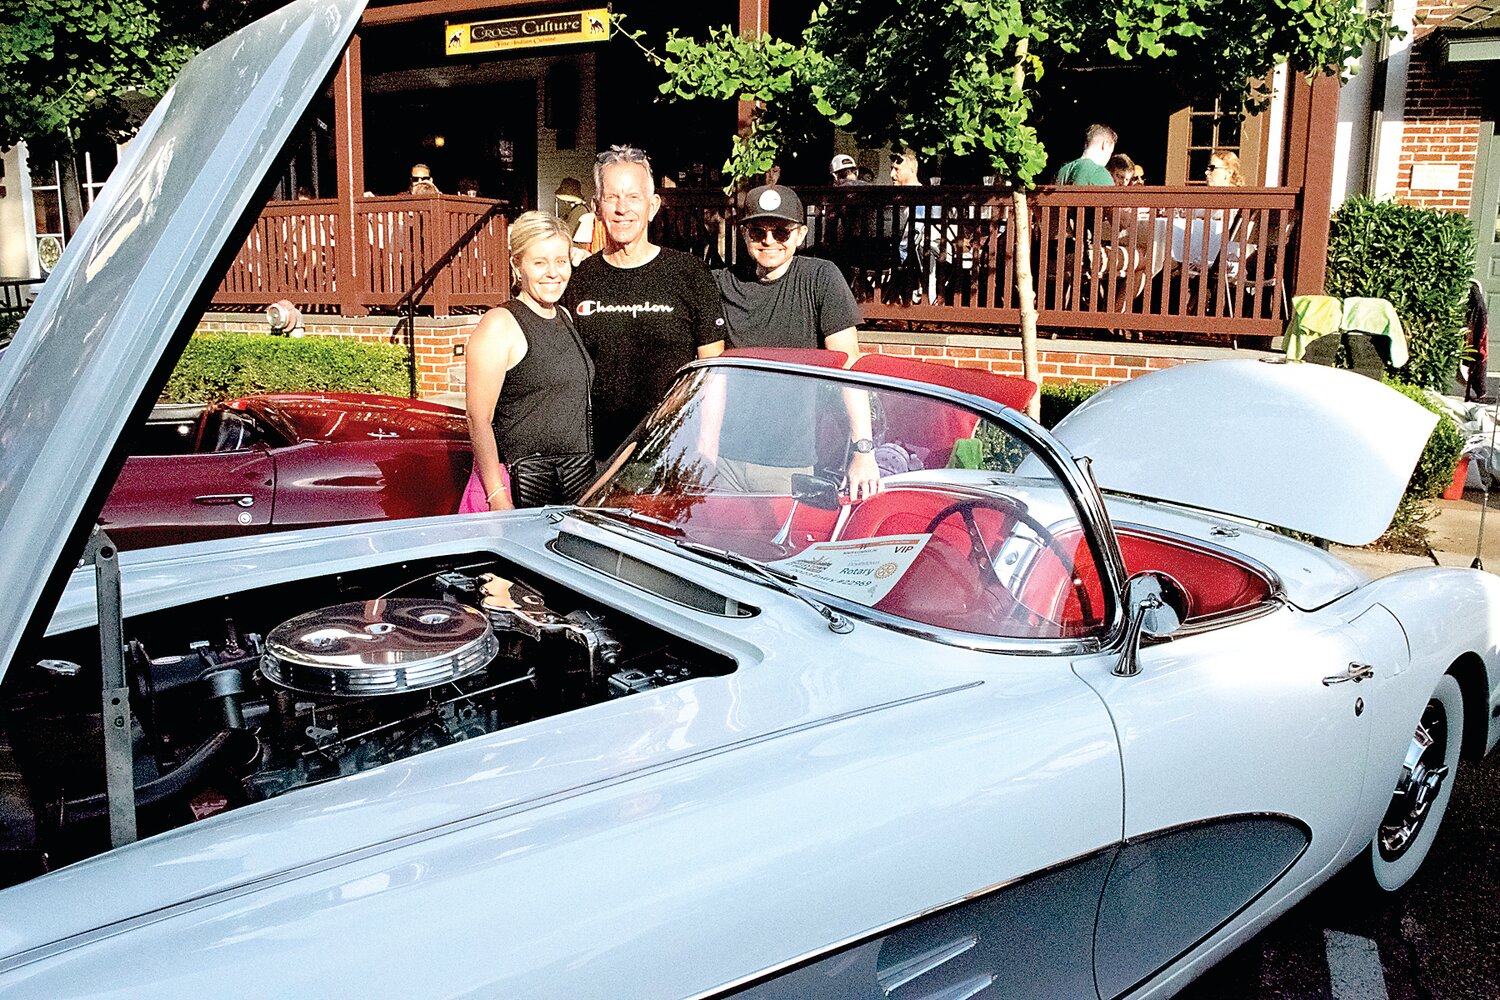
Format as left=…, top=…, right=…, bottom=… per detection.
left=0, top=555, right=734, bottom=889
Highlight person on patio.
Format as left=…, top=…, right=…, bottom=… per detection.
left=463, top=212, right=593, bottom=511
left=564, top=144, right=726, bottom=462
left=408, top=163, right=440, bottom=195
left=831, top=154, right=867, bottom=186
left=1053, top=125, right=1117, bottom=186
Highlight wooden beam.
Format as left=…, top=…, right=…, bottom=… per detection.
left=361, top=0, right=542, bottom=27
left=1292, top=73, right=1339, bottom=297
left=1280, top=73, right=1311, bottom=191
left=333, top=35, right=368, bottom=316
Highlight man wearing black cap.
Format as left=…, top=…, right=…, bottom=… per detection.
left=705, top=184, right=878, bottom=499
left=714, top=184, right=862, bottom=356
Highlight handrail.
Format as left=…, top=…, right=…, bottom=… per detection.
left=392, top=201, right=508, bottom=397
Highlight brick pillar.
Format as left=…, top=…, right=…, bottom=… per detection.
left=1393, top=3, right=1489, bottom=212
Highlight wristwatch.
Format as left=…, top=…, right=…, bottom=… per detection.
left=851, top=437, right=875, bottom=454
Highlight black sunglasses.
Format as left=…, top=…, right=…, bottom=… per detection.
left=597, top=145, right=650, bottom=163
left=745, top=222, right=798, bottom=243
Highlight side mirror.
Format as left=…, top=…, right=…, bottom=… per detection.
left=1113, top=572, right=1184, bottom=678
left=790, top=473, right=842, bottom=511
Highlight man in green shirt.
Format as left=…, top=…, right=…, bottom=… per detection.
left=1053, top=124, right=1118, bottom=185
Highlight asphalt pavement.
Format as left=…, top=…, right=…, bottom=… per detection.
left=1177, top=491, right=1500, bottom=1000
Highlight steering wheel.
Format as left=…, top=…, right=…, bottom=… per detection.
left=923, top=496, right=1093, bottom=630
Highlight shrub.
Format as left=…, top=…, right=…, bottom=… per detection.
left=1040, top=380, right=1105, bottom=428
left=0, top=306, right=26, bottom=345
left=1381, top=379, right=1465, bottom=547
left=1326, top=197, right=1476, bottom=391
left=161, top=331, right=411, bottom=403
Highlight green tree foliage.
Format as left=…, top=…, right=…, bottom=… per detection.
left=637, top=0, right=1396, bottom=417
left=645, top=0, right=1394, bottom=189
left=1327, top=197, right=1477, bottom=392
left=0, top=0, right=255, bottom=158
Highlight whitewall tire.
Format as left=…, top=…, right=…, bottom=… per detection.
left=1367, top=673, right=1464, bottom=892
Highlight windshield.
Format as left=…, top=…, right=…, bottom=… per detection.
left=583, top=365, right=1109, bottom=640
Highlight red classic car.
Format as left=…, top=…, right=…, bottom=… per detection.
left=101, top=392, right=471, bottom=549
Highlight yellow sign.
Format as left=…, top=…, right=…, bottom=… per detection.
left=446, top=9, right=610, bottom=55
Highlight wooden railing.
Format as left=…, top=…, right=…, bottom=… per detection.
left=656, top=186, right=1304, bottom=342
left=214, top=195, right=509, bottom=314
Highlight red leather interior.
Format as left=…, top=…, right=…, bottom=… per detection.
left=622, top=493, right=840, bottom=559
left=851, top=354, right=1038, bottom=410
left=1042, top=527, right=1272, bottom=631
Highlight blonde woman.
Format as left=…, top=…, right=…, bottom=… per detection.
left=462, top=211, right=594, bottom=510
left=1205, top=149, right=1245, bottom=187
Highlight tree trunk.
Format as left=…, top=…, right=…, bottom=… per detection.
left=1012, top=188, right=1041, bottom=422
left=1009, top=39, right=1042, bottom=422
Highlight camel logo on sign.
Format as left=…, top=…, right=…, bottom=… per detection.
left=445, top=8, right=610, bottom=55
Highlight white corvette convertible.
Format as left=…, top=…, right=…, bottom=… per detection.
left=0, top=1, right=1497, bottom=997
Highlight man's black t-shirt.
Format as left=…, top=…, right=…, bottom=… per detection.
left=712, top=256, right=863, bottom=467
left=712, top=255, right=861, bottom=350
left=566, top=248, right=725, bottom=458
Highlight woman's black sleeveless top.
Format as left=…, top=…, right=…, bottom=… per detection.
left=491, top=299, right=593, bottom=461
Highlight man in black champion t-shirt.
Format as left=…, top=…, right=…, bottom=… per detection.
left=565, top=145, right=726, bottom=459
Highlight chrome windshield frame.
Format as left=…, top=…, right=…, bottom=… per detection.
left=584, top=356, right=1132, bottom=652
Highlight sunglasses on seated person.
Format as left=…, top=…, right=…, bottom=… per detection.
left=744, top=221, right=799, bottom=244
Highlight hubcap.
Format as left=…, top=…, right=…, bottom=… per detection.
left=1378, top=703, right=1450, bottom=861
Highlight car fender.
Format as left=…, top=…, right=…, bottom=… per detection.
left=1318, top=567, right=1500, bottom=869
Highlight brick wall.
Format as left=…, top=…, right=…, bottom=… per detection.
left=1394, top=3, right=1491, bottom=211
left=859, top=331, right=1247, bottom=387
left=198, top=315, right=1251, bottom=401
left=198, top=313, right=477, bottom=397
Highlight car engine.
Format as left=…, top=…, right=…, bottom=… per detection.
left=0, top=558, right=732, bottom=887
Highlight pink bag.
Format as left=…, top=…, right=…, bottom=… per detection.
left=458, top=465, right=510, bottom=513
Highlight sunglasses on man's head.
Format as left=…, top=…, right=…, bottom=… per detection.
left=745, top=222, right=798, bottom=243
left=597, top=145, right=650, bottom=164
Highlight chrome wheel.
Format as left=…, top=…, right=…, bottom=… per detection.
left=1369, top=674, right=1464, bottom=892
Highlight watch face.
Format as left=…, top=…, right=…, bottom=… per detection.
left=852, top=438, right=875, bottom=454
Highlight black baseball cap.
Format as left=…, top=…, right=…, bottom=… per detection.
left=742, top=184, right=805, bottom=225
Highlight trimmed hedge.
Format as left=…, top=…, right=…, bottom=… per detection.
left=1326, top=197, right=1477, bottom=391
left=1039, top=379, right=1105, bottom=428
left=1382, top=379, right=1466, bottom=545
left=161, top=331, right=411, bottom=403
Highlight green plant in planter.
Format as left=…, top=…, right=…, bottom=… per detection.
left=1326, top=198, right=1477, bottom=391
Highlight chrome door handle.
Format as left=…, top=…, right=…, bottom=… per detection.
left=194, top=494, right=255, bottom=508
left=1323, top=661, right=1375, bottom=686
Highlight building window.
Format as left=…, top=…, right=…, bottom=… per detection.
left=29, top=142, right=120, bottom=245
left=1185, top=97, right=1242, bottom=184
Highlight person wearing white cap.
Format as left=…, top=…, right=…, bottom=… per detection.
left=829, top=153, right=866, bottom=186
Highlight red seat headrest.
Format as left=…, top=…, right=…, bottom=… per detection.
left=851, top=354, right=1036, bottom=410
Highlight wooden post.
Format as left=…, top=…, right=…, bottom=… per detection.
left=333, top=35, right=367, bottom=317
left=1291, top=72, right=1339, bottom=296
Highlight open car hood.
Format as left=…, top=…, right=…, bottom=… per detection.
left=0, top=0, right=364, bottom=682
left=1050, top=359, right=1438, bottom=547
